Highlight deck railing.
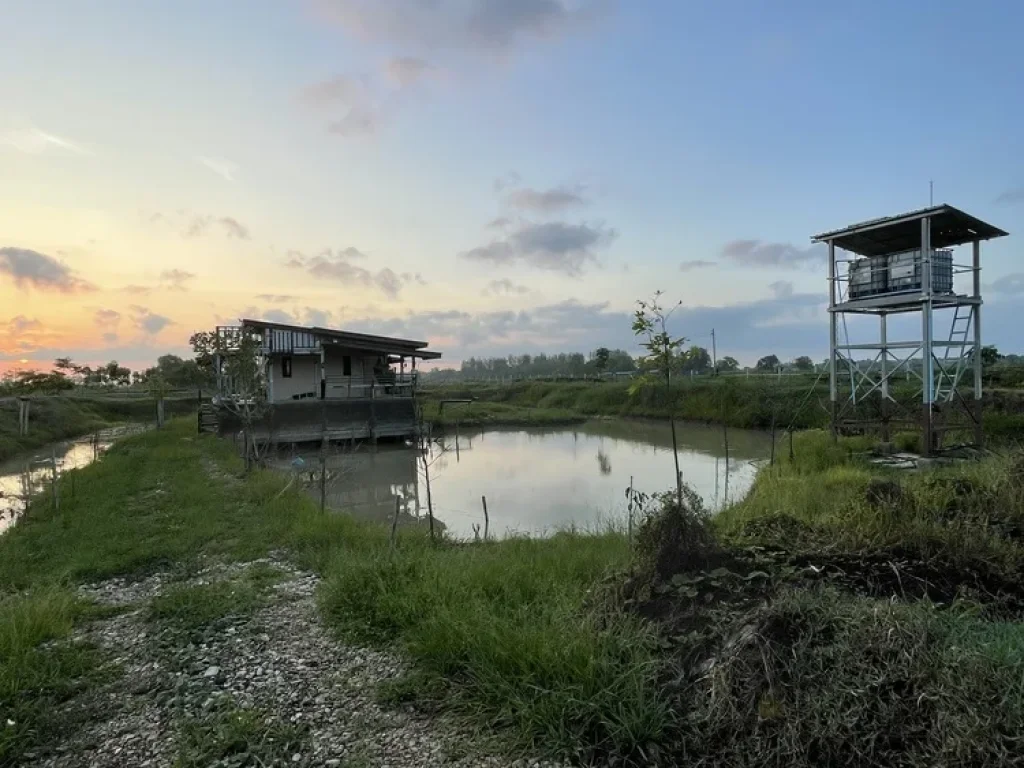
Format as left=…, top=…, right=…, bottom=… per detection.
left=324, top=373, right=417, bottom=399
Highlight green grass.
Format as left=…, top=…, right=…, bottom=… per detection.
left=0, top=420, right=663, bottom=764
left=174, top=702, right=307, bottom=768
left=0, top=395, right=197, bottom=463
left=0, top=588, right=106, bottom=765
left=6, top=418, right=1024, bottom=766
left=422, top=399, right=583, bottom=428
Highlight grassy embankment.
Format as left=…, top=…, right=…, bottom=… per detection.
left=0, top=395, right=198, bottom=463
left=425, top=377, right=1024, bottom=442
left=0, top=420, right=653, bottom=765
left=3, top=420, right=1024, bottom=765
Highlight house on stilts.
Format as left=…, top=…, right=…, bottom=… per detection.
left=207, top=319, right=441, bottom=444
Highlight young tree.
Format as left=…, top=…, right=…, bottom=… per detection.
left=718, top=356, right=740, bottom=372
left=632, top=291, right=686, bottom=507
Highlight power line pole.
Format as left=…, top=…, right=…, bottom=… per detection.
left=711, top=328, right=718, bottom=375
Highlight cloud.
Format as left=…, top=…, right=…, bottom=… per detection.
left=121, top=284, right=152, bottom=295
left=286, top=248, right=408, bottom=299
left=0, top=124, right=91, bottom=155
left=487, top=216, right=511, bottom=230
left=504, top=184, right=586, bottom=213
left=159, top=269, right=196, bottom=291
left=995, top=188, right=1024, bottom=205
left=130, top=306, right=173, bottom=336
left=483, top=278, right=530, bottom=296
left=197, top=155, right=238, bottom=182
left=101, top=332, right=119, bottom=344
left=185, top=215, right=251, bottom=240
left=256, top=293, right=300, bottom=303
left=461, top=220, right=616, bottom=276
left=679, top=259, right=715, bottom=272
left=0, top=247, right=95, bottom=293
left=303, top=307, right=333, bottom=327
left=94, top=309, right=121, bottom=328
left=385, top=56, right=431, bottom=86
left=720, top=239, right=826, bottom=269
left=769, top=280, right=794, bottom=299
left=315, top=0, right=607, bottom=52
left=985, top=273, right=1024, bottom=296
left=300, top=74, right=386, bottom=138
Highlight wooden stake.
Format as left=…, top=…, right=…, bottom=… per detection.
left=390, top=495, right=400, bottom=553
left=481, top=495, right=489, bottom=541
left=51, top=446, right=59, bottom=512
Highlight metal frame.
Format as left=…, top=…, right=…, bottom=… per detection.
left=818, top=209, right=999, bottom=456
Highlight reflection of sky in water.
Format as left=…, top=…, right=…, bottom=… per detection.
left=273, top=421, right=771, bottom=540
left=0, top=426, right=145, bottom=535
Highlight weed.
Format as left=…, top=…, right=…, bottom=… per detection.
left=174, top=701, right=307, bottom=767
left=149, top=580, right=263, bottom=635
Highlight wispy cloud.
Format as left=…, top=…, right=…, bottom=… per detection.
left=483, top=278, right=530, bottom=296
left=0, top=247, right=96, bottom=293
left=461, top=220, right=616, bottom=276
left=720, top=239, right=826, bottom=269
left=94, top=308, right=121, bottom=328
left=679, top=259, right=715, bottom=272
left=159, top=269, right=196, bottom=291
left=256, top=293, right=299, bottom=303
left=995, top=188, right=1024, bottom=205
left=0, top=124, right=91, bottom=155
left=130, top=306, right=174, bottom=336
left=197, top=155, right=239, bottom=182
left=504, top=184, right=587, bottom=213
left=286, top=248, right=409, bottom=299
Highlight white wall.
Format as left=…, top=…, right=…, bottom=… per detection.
left=268, top=354, right=319, bottom=402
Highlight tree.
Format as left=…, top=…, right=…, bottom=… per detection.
left=592, top=347, right=611, bottom=374
left=103, top=360, right=131, bottom=386
left=211, top=329, right=269, bottom=471
left=632, top=291, right=686, bottom=507
left=792, top=355, right=814, bottom=371
left=53, top=357, right=76, bottom=376
left=677, top=345, right=712, bottom=374
left=981, top=345, right=1003, bottom=369
left=756, top=354, right=780, bottom=372
left=718, top=356, right=739, bottom=373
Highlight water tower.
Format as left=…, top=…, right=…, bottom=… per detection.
left=812, top=205, right=1008, bottom=455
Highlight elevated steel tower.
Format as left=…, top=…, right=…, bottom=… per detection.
left=813, top=205, right=1008, bottom=455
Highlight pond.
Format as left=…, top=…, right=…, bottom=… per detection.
left=0, top=425, right=147, bottom=535
left=270, top=419, right=773, bottom=539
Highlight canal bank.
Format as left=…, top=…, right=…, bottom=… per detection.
left=3, top=420, right=1022, bottom=767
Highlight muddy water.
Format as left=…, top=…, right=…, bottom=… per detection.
left=0, top=425, right=147, bottom=535
left=270, top=419, right=773, bottom=540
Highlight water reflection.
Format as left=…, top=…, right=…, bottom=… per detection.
left=0, top=426, right=144, bottom=534
left=272, top=419, right=771, bottom=540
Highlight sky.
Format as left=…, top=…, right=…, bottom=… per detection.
left=1, top=0, right=1022, bottom=374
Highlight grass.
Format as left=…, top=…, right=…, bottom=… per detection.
left=422, top=399, right=583, bottom=428
left=0, top=394, right=197, bottom=463
left=0, top=588, right=106, bottom=765
left=5, top=418, right=1024, bottom=765
left=0, top=420, right=661, bottom=764
left=174, top=701, right=307, bottom=768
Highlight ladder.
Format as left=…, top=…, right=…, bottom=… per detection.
left=934, top=305, right=972, bottom=402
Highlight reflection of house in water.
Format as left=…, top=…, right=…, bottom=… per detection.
left=313, top=446, right=444, bottom=532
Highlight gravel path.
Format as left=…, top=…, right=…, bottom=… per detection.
left=31, top=558, right=566, bottom=768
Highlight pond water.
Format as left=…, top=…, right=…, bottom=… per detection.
left=0, top=426, right=146, bottom=535
left=270, top=419, right=773, bottom=539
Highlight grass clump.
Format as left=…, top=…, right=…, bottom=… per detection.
left=149, top=580, right=263, bottom=635
left=318, top=532, right=669, bottom=762
left=174, top=701, right=307, bottom=768
left=0, top=588, right=106, bottom=765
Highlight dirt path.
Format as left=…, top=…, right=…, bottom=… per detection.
left=31, top=557, right=562, bottom=768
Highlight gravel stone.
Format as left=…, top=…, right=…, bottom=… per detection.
left=29, top=556, right=572, bottom=768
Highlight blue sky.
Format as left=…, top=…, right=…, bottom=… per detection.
left=1, top=0, right=1021, bottom=371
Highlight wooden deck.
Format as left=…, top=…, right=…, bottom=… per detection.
left=212, top=398, right=418, bottom=444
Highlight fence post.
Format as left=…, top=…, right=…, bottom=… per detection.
left=51, top=446, right=60, bottom=512
left=390, top=495, right=400, bottom=553
left=481, top=495, right=489, bottom=541
left=156, top=397, right=166, bottom=428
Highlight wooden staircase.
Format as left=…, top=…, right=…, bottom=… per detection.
left=198, top=403, right=220, bottom=434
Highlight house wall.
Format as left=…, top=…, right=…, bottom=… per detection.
left=268, top=354, right=319, bottom=402
left=322, top=346, right=382, bottom=398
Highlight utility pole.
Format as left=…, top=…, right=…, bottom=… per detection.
left=711, top=328, right=718, bottom=375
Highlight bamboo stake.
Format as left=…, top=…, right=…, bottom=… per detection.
left=481, top=495, right=489, bottom=541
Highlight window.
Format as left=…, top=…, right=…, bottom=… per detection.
left=342, top=355, right=352, bottom=376
left=281, top=356, right=293, bottom=378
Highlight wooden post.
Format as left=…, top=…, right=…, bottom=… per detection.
left=390, top=495, right=400, bottom=553
left=481, top=495, right=489, bottom=541
left=156, top=397, right=165, bottom=429
left=51, top=446, right=59, bottom=512
left=627, top=476, right=633, bottom=543
left=320, top=399, right=328, bottom=513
